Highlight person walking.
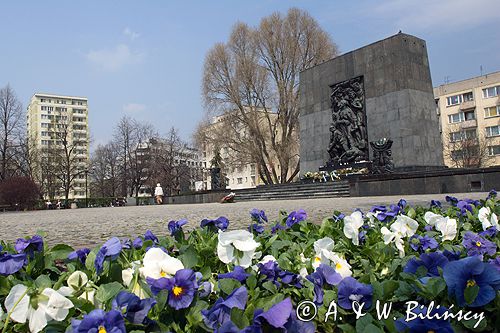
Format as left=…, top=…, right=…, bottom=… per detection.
left=154, top=183, right=164, bottom=204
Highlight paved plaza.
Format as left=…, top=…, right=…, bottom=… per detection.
left=0, top=192, right=488, bottom=248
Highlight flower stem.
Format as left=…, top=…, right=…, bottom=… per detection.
left=2, top=288, right=29, bottom=333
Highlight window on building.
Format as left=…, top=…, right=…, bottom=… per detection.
left=446, top=92, right=474, bottom=106
left=463, top=110, right=475, bottom=120
left=483, top=86, right=499, bottom=98
left=486, top=125, right=500, bottom=137
left=484, top=106, right=500, bottom=118
left=237, top=178, right=243, bottom=184
left=450, top=129, right=477, bottom=142
left=448, top=113, right=464, bottom=123
left=488, top=145, right=500, bottom=156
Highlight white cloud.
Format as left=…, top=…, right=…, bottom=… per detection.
left=372, top=0, right=500, bottom=32
left=123, top=27, right=140, bottom=41
left=123, top=103, right=146, bottom=114
left=85, top=44, right=144, bottom=71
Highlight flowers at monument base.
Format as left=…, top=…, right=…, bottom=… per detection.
left=0, top=193, right=498, bottom=332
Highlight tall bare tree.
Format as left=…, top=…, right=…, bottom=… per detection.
left=201, top=8, right=337, bottom=184
left=443, top=126, right=491, bottom=168
left=0, top=84, right=23, bottom=180
left=90, top=142, right=120, bottom=197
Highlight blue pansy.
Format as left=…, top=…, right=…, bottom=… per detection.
left=147, top=268, right=198, bottom=310
left=489, top=257, right=500, bottom=272
left=144, top=230, right=159, bottom=243
left=71, top=309, right=126, bottom=333
left=250, top=209, right=268, bottom=223
left=479, top=227, right=498, bottom=238
left=218, top=266, right=250, bottom=283
left=337, top=277, right=373, bottom=310
left=199, top=281, right=213, bottom=298
left=168, top=219, right=187, bottom=236
left=201, top=216, right=229, bottom=231
left=132, top=237, right=143, bottom=249
left=306, top=264, right=342, bottom=305
left=14, top=235, right=43, bottom=257
left=0, top=252, right=26, bottom=276
left=398, top=198, right=407, bottom=209
left=285, top=209, right=307, bottom=228
left=443, top=256, right=500, bottom=307
left=445, top=195, right=458, bottom=205
left=456, top=200, right=473, bottom=216
left=404, top=252, right=449, bottom=277
left=333, top=212, right=345, bottom=222
left=242, top=297, right=315, bottom=333
left=395, top=306, right=453, bottom=333
left=487, top=189, right=497, bottom=199
left=430, top=199, right=442, bottom=208
left=271, top=222, right=286, bottom=234
left=248, top=223, right=265, bottom=234
left=94, top=237, right=122, bottom=274
left=67, top=248, right=90, bottom=264
left=202, top=286, right=248, bottom=330
left=112, top=291, right=156, bottom=325
left=462, top=232, right=496, bottom=257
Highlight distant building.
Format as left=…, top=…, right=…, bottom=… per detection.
left=434, top=71, right=500, bottom=167
left=200, top=108, right=298, bottom=190
left=27, top=93, right=90, bottom=199
left=134, top=138, right=203, bottom=197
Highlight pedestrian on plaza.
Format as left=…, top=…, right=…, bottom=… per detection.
left=154, top=183, right=164, bottom=204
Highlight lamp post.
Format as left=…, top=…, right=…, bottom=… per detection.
left=84, top=168, right=88, bottom=208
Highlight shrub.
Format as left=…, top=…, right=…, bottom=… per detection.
left=0, top=176, right=40, bottom=210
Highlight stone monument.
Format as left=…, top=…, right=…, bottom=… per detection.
left=299, top=33, right=444, bottom=173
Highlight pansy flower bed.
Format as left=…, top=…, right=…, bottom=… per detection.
left=0, top=192, right=499, bottom=332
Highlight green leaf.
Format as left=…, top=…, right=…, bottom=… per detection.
left=218, top=279, right=241, bottom=295
left=246, top=275, right=257, bottom=291
left=85, top=251, right=97, bottom=272
left=426, top=278, right=446, bottom=296
left=230, top=307, right=250, bottom=329
left=154, top=289, right=169, bottom=310
left=337, top=324, right=356, bottom=333
left=35, top=275, right=52, bottom=289
left=48, top=244, right=74, bottom=260
left=461, top=314, right=487, bottom=331
left=95, top=282, right=124, bottom=304
left=262, top=281, right=277, bottom=294
left=179, top=246, right=199, bottom=269
left=464, top=284, right=479, bottom=305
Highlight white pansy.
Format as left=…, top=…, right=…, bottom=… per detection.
left=58, top=271, right=96, bottom=304
left=381, top=227, right=406, bottom=257
left=424, top=211, right=444, bottom=226
left=259, top=255, right=277, bottom=264
left=299, top=267, right=309, bottom=278
left=312, top=237, right=335, bottom=268
left=325, top=252, right=352, bottom=278
left=478, top=207, right=499, bottom=231
left=5, top=285, right=73, bottom=333
left=343, top=211, right=365, bottom=245
left=365, top=211, right=379, bottom=226
left=391, top=215, right=418, bottom=238
left=4, top=284, right=30, bottom=324
left=140, top=247, right=184, bottom=280
left=435, top=217, right=457, bottom=242
left=217, top=230, right=260, bottom=268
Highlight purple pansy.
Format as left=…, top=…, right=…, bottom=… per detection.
left=285, top=209, right=307, bottom=228
left=147, top=268, right=198, bottom=310
left=168, top=219, right=187, bottom=236
left=71, top=309, right=126, bottom=333
left=306, top=264, right=342, bottom=305
left=443, top=256, right=500, bottom=307
left=218, top=266, right=250, bottom=283
left=337, top=277, right=373, bottom=310
left=404, top=252, right=449, bottom=277
left=271, top=222, right=286, bottom=234
left=398, top=198, right=407, bottom=209
left=199, top=281, right=213, bottom=298
left=456, top=200, right=473, bottom=216
left=201, top=216, right=229, bottom=231
left=0, top=252, right=26, bottom=276
left=201, top=286, right=248, bottom=330
left=395, top=306, right=453, bottom=333
left=333, top=212, right=345, bottom=222
left=67, top=248, right=90, bottom=264
left=250, top=209, right=268, bottom=223
left=94, top=237, right=122, bottom=274
left=489, top=257, right=500, bottom=272
left=248, top=223, right=265, bottom=234
left=112, top=291, right=156, bottom=325
left=479, top=227, right=498, bottom=238
left=144, top=230, right=158, bottom=243
left=410, top=235, right=438, bottom=252
left=462, top=232, right=497, bottom=257
left=487, top=189, right=497, bottom=199
left=14, top=235, right=43, bottom=257
left=445, top=195, right=458, bottom=206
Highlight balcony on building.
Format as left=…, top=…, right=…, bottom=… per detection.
left=459, top=100, right=476, bottom=110
left=460, top=119, right=477, bottom=129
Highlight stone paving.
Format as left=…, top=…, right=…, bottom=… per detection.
left=0, top=192, right=487, bottom=248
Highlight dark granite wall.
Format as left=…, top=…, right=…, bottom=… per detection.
left=299, top=33, right=444, bottom=173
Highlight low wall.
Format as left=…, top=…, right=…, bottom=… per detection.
left=164, top=190, right=228, bottom=204
left=349, top=167, right=500, bottom=197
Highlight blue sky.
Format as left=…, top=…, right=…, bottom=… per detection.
left=1, top=0, right=499, bottom=147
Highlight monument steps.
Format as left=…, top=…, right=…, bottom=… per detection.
left=231, top=181, right=350, bottom=202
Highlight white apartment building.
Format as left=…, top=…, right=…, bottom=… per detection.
left=27, top=93, right=90, bottom=199
left=434, top=71, right=500, bottom=167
